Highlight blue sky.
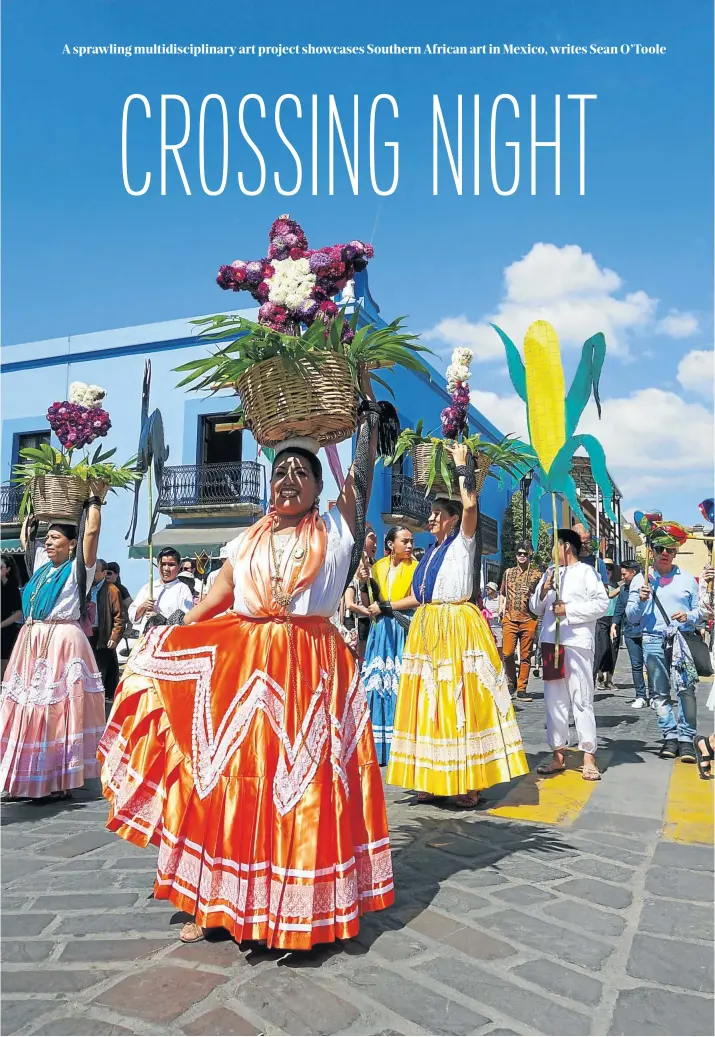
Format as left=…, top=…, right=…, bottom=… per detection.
left=2, top=1, right=713, bottom=524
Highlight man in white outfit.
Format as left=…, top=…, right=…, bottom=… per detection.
left=129, top=548, right=195, bottom=636
left=530, top=528, right=609, bottom=781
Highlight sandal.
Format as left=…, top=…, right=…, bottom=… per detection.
left=179, top=922, right=206, bottom=944
left=416, top=792, right=437, bottom=803
left=694, top=734, right=715, bottom=780
left=581, top=762, right=601, bottom=781
left=452, top=792, right=480, bottom=809
left=537, top=759, right=566, bottom=776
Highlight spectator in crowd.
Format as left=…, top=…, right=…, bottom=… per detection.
left=531, top=528, right=609, bottom=781
left=572, top=522, right=609, bottom=584
left=483, top=581, right=505, bottom=660
left=594, top=560, right=622, bottom=690
left=500, top=543, right=542, bottom=702
left=88, top=559, right=124, bottom=699
left=129, top=548, right=195, bottom=635
left=206, top=545, right=230, bottom=593
left=364, top=524, right=378, bottom=562
left=612, top=560, right=648, bottom=707
left=1, top=554, right=23, bottom=680
left=105, top=562, right=134, bottom=659
left=105, top=562, right=132, bottom=615
left=179, top=558, right=202, bottom=599
left=626, top=539, right=702, bottom=761
left=343, top=555, right=379, bottom=663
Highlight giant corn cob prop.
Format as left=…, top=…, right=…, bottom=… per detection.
left=492, top=320, right=616, bottom=663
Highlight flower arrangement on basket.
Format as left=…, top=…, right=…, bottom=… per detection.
left=176, top=215, right=432, bottom=447
left=13, top=382, right=138, bottom=523
left=389, top=348, right=531, bottom=497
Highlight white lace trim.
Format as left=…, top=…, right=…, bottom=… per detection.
left=390, top=720, right=525, bottom=769
left=126, top=626, right=369, bottom=815
left=2, top=657, right=104, bottom=707
left=155, top=830, right=393, bottom=927
left=363, top=656, right=401, bottom=699
left=401, top=649, right=511, bottom=718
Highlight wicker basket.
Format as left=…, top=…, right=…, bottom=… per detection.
left=412, top=444, right=493, bottom=499
left=412, top=444, right=458, bottom=499
left=473, top=451, right=492, bottom=496
left=29, top=475, right=89, bottom=524
left=235, top=353, right=357, bottom=447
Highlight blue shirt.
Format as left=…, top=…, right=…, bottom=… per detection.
left=90, top=577, right=105, bottom=628
left=625, top=567, right=701, bottom=635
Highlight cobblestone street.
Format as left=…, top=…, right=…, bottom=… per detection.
left=2, top=657, right=713, bottom=1036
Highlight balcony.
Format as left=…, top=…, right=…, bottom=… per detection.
left=158, top=461, right=264, bottom=520
left=382, top=473, right=433, bottom=531
left=1, top=483, right=22, bottom=529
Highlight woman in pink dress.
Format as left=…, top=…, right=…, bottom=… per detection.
left=0, top=496, right=106, bottom=800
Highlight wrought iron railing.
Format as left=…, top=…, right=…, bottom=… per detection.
left=390, top=473, right=433, bottom=526
left=0, top=483, right=22, bottom=523
left=158, top=462, right=263, bottom=511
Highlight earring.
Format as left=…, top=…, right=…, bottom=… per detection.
left=313, top=497, right=320, bottom=511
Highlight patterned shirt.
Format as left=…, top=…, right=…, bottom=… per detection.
left=500, top=564, right=542, bottom=621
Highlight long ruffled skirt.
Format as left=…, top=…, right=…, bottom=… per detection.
left=386, top=602, right=528, bottom=796
left=362, top=614, right=410, bottom=765
left=98, top=612, right=394, bottom=950
left=0, top=621, right=106, bottom=797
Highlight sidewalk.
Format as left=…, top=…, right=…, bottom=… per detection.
left=1, top=657, right=713, bottom=1036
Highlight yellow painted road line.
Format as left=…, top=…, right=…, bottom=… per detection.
left=487, top=750, right=600, bottom=826
left=663, top=758, right=714, bottom=845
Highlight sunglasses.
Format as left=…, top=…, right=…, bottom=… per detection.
left=516, top=550, right=528, bottom=556
left=653, top=546, right=677, bottom=555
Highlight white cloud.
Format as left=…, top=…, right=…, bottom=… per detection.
left=470, top=390, right=527, bottom=440
left=676, top=349, right=714, bottom=397
left=656, top=310, right=699, bottom=338
left=424, top=242, right=687, bottom=363
left=471, top=386, right=714, bottom=512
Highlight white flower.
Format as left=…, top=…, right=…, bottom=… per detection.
left=446, top=362, right=470, bottom=389
left=268, top=257, right=316, bottom=309
left=69, top=381, right=106, bottom=407
left=452, top=347, right=473, bottom=367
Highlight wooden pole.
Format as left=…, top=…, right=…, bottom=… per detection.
left=552, top=493, right=561, bottom=664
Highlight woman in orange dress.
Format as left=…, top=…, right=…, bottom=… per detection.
left=98, top=403, right=394, bottom=949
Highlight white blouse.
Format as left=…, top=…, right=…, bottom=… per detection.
left=422, top=532, right=476, bottom=604
left=31, top=545, right=96, bottom=622
left=129, top=579, right=196, bottom=635
left=227, top=508, right=354, bottom=619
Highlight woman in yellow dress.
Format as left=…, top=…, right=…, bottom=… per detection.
left=386, top=443, right=528, bottom=807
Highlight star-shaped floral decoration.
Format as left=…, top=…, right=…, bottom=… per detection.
left=215, top=215, right=373, bottom=342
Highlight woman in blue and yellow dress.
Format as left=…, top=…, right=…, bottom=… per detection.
left=362, top=526, right=418, bottom=764
left=386, top=443, right=528, bottom=807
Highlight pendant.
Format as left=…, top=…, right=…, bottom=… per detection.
left=294, top=546, right=305, bottom=560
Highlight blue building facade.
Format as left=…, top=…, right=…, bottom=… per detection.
left=1, top=272, right=552, bottom=594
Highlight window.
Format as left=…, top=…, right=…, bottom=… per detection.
left=481, top=514, right=499, bottom=555
left=18, top=430, right=50, bottom=456
left=20, top=431, right=50, bottom=451
left=200, top=414, right=243, bottom=466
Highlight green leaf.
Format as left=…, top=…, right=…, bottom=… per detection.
left=491, top=323, right=527, bottom=402
left=565, top=332, right=606, bottom=435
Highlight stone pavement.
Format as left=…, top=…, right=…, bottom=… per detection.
left=2, top=656, right=713, bottom=1036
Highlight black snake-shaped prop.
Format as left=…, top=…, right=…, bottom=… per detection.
left=344, top=401, right=399, bottom=589
left=125, top=360, right=169, bottom=547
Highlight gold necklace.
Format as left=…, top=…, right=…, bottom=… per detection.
left=269, top=522, right=307, bottom=610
